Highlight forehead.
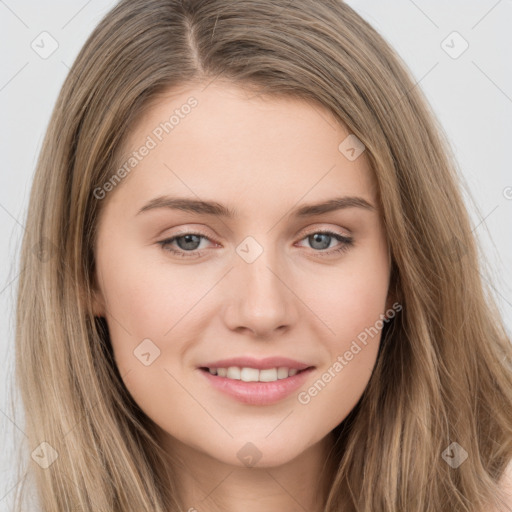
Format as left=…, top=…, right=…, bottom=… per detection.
left=106, top=81, right=378, bottom=218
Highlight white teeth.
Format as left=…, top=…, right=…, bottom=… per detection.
left=226, top=367, right=241, bottom=379
left=206, top=366, right=304, bottom=382
left=259, top=368, right=277, bottom=382
left=277, top=367, right=289, bottom=379
left=240, top=367, right=259, bottom=382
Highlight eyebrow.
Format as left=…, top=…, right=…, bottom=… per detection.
left=136, top=195, right=376, bottom=218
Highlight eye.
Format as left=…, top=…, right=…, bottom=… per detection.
left=158, top=231, right=215, bottom=258
left=157, top=229, right=354, bottom=259
left=296, top=230, right=353, bottom=257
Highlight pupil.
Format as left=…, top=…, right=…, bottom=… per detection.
left=310, top=233, right=330, bottom=250
left=178, top=234, right=200, bottom=250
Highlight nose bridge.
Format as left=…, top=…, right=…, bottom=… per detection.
left=224, top=236, right=296, bottom=334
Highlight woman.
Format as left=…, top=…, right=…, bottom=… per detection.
left=13, top=0, right=512, bottom=510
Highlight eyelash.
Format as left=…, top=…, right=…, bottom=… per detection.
left=157, top=230, right=354, bottom=259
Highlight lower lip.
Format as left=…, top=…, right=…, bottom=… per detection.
left=198, top=367, right=315, bottom=405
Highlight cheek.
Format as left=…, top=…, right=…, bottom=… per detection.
left=295, top=270, right=388, bottom=428
left=312, top=246, right=389, bottom=346
left=96, top=242, right=206, bottom=371
left=327, top=276, right=388, bottom=343
left=314, top=280, right=385, bottom=385
left=300, top=241, right=389, bottom=398
left=97, top=250, right=205, bottom=424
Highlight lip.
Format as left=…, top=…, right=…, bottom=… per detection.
left=198, top=366, right=315, bottom=405
left=198, top=356, right=312, bottom=371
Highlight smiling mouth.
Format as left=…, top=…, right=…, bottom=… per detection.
left=198, top=365, right=315, bottom=405
left=199, top=366, right=313, bottom=383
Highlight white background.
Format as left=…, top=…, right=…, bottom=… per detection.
left=1, top=1, right=511, bottom=509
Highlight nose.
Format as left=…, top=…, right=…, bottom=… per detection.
left=222, top=247, right=299, bottom=337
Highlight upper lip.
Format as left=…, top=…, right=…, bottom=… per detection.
left=199, top=356, right=314, bottom=371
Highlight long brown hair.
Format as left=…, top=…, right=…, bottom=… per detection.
left=13, top=0, right=512, bottom=510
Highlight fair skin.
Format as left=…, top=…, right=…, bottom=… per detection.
left=92, top=81, right=392, bottom=512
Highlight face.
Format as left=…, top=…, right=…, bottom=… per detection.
left=93, top=81, right=392, bottom=468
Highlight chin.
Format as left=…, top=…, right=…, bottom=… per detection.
left=207, top=436, right=311, bottom=469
